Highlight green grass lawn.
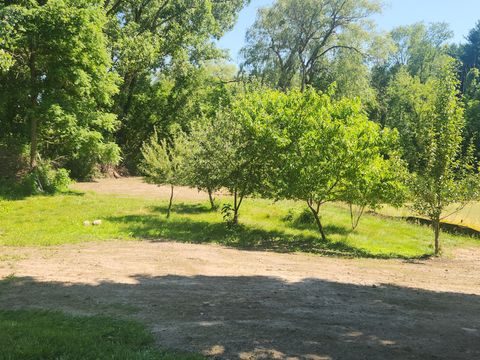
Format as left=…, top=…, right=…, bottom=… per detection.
left=0, top=191, right=478, bottom=258
left=0, top=308, right=203, bottom=360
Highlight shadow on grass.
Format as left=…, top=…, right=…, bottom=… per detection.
left=152, top=203, right=215, bottom=215
left=404, top=216, right=480, bottom=239
left=369, top=211, right=480, bottom=240
left=0, top=180, right=85, bottom=200
left=289, top=221, right=352, bottom=236
left=108, top=211, right=429, bottom=260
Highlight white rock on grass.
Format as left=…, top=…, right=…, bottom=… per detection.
left=93, top=220, right=102, bottom=226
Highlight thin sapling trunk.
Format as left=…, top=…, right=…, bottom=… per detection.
left=167, top=185, right=174, bottom=219
left=207, top=188, right=216, bottom=210
left=232, top=188, right=244, bottom=225
left=432, top=216, right=441, bottom=256
left=307, top=199, right=327, bottom=242
left=349, top=203, right=366, bottom=230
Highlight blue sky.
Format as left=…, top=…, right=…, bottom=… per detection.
left=218, top=0, right=480, bottom=63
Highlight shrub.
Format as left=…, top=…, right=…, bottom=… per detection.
left=21, top=161, right=71, bottom=195
left=283, top=208, right=316, bottom=226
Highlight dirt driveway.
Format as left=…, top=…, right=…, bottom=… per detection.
left=1, top=240, right=479, bottom=360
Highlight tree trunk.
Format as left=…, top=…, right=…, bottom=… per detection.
left=207, top=188, right=216, bottom=210
left=119, top=72, right=138, bottom=120
left=233, top=189, right=239, bottom=225
left=350, top=203, right=365, bottom=230
left=166, top=185, right=174, bottom=219
left=232, top=189, right=244, bottom=225
left=30, top=116, right=38, bottom=170
left=307, top=201, right=326, bottom=242
left=433, top=217, right=441, bottom=256
left=29, top=50, right=39, bottom=170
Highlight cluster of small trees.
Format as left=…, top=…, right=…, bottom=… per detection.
left=141, top=87, right=406, bottom=239
left=142, top=60, right=480, bottom=255
left=2, top=0, right=480, bottom=256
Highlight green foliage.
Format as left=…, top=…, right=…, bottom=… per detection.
left=107, top=0, right=248, bottom=170
left=236, top=87, right=403, bottom=239
left=240, top=0, right=382, bottom=91
left=20, top=160, right=71, bottom=196
left=0, top=309, right=204, bottom=360
left=370, top=22, right=453, bottom=125
left=285, top=208, right=316, bottom=227
left=459, top=21, right=480, bottom=75
left=0, top=0, right=121, bottom=179
left=389, top=23, right=453, bottom=81
left=397, top=59, right=480, bottom=254
left=120, top=61, right=239, bottom=172
left=183, top=86, right=406, bottom=235
left=183, top=94, right=271, bottom=224
left=342, top=143, right=408, bottom=230
left=182, top=118, right=227, bottom=207
left=141, top=130, right=189, bottom=188
left=140, top=129, right=190, bottom=217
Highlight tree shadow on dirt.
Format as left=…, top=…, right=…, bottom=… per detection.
left=1, top=274, right=479, bottom=360
left=107, top=213, right=425, bottom=259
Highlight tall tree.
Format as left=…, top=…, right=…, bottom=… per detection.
left=389, top=22, right=453, bottom=82
left=460, top=21, right=480, bottom=73
left=240, top=0, right=382, bottom=91
left=0, top=0, right=120, bottom=178
left=370, top=22, right=453, bottom=125
left=104, top=0, right=248, bottom=168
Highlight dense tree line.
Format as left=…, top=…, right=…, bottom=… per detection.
left=2, top=0, right=480, bottom=254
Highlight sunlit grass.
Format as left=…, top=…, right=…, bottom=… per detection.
left=0, top=191, right=478, bottom=258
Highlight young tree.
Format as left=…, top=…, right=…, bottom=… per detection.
left=183, top=88, right=275, bottom=224
left=342, top=148, right=407, bottom=230
left=391, top=59, right=479, bottom=255
left=182, top=119, right=225, bottom=210
left=243, top=87, right=393, bottom=240
left=140, top=131, right=189, bottom=218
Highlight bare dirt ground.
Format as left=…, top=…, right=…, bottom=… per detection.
left=1, top=242, right=479, bottom=360
left=1, top=178, right=479, bottom=359
left=72, top=177, right=221, bottom=201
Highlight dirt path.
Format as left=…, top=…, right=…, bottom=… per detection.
left=1, top=241, right=479, bottom=359
left=72, top=177, right=222, bottom=201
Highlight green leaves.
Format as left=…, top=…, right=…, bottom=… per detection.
left=0, top=0, right=121, bottom=179
left=390, top=58, right=480, bottom=253
left=240, top=0, right=382, bottom=92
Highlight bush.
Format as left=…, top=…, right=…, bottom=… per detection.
left=283, top=208, right=316, bottom=226
left=21, top=161, right=71, bottom=195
